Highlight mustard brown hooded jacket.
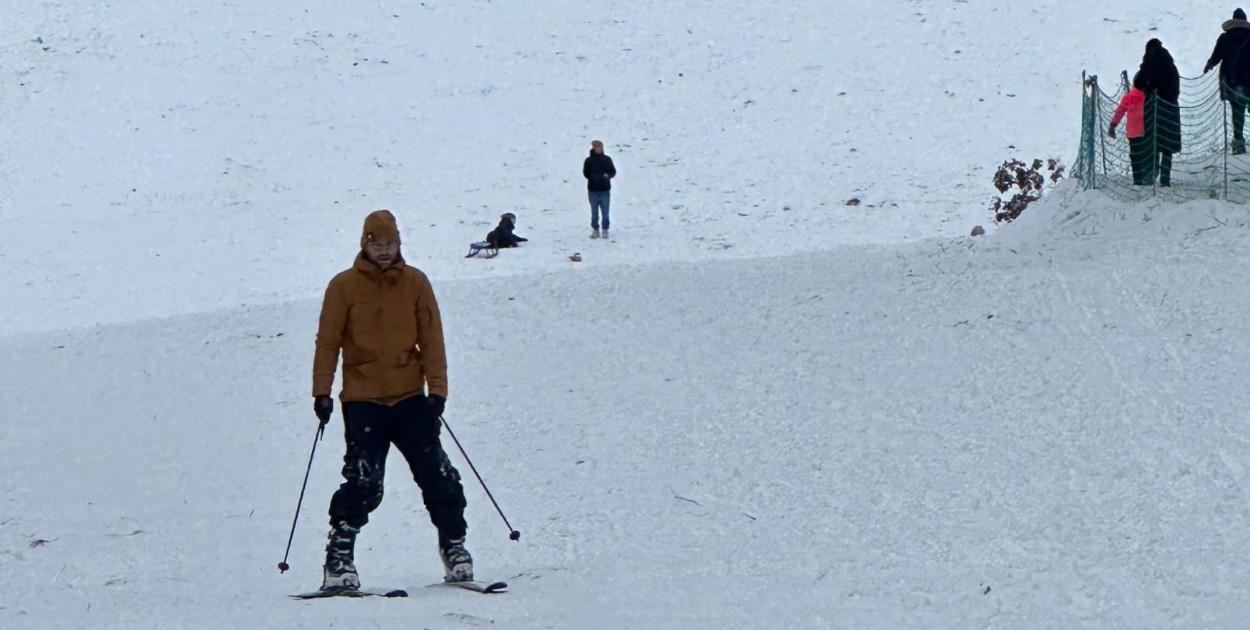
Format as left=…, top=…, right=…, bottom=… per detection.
left=313, top=210, right=448, bottom=403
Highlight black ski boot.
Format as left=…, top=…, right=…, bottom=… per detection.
left=321, top=523, right=361, bottom=590
left=439, top=537, right=473, bottom=583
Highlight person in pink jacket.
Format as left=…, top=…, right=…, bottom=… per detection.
left=1107, top=73, right=1152, bottom=185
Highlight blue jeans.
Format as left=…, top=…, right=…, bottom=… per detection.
left=588, top=191, right=610, bottom=230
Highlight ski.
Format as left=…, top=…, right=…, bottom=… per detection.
left=427, top=580, right=508, bottom=594
left=293, top=581, right=506, bottom=599
left=290, top=587, right=408, bottom=599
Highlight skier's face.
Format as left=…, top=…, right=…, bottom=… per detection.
left=364, top=238, right=399, bottom=267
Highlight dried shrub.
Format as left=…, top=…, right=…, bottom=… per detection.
left=991, top=158, right=1065, bottom=223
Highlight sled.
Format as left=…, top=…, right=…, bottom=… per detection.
left=465, top=241, right=499, bottom=259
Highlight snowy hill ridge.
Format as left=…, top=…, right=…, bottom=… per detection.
left=995, top=180, right=1250, bottom=250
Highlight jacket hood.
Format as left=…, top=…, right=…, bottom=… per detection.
left=1146, top=43, right=1174, bottom=66
left=360, top=209, right=401, bottom=248
left=1225, top=18, right=1250, bottom=31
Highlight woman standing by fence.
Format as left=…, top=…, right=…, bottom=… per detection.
left=1137, top=38, right=1182, bottom=187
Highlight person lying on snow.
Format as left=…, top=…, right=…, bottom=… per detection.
left=485, top=213, right=528, bottom=248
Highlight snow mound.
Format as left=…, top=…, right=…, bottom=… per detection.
left=987, top=180, right=1250, bottom=254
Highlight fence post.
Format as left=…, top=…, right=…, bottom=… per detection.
left=1151, top=91, right=1159, bottom=195
left=1094, top=77, right=1109, bottom=183
left=1225, top=82, right=1230, bottom=200
left=1085, top=75, right=1098, bottom=188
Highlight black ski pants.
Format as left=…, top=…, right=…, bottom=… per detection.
left=327, top=395, right=467, bottom=541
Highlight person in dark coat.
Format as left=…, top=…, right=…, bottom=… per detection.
left=484, top=212, right=528, bottom=248
left=582, top=140, right=616, bottom=239
left=1137, top=38, right=1182, bottom=186
left=1204, top=9, right=1250, bottom=153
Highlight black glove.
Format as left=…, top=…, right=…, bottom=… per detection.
left=1107, top=124, right=1116, bottom=139
left=314, top=395, right=334, bottom=425
left=428, top=394, right=446, bottom=418
left=1204, top=62, right=1215, bottom=74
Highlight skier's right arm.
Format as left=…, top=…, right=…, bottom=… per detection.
left=313, top=278, right=348, bottom=400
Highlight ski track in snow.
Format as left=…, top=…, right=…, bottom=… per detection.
left=5, top=189, right=1250, bottom=627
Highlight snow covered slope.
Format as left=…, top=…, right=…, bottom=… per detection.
left=4, top=1, right=1250, bottom=628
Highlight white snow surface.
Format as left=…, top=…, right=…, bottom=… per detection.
left=4, top=1, right=1250, bottom=628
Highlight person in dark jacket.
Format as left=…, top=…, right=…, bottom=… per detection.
left=485, top=212, right=528, bottom=248
left=1137, top=38, right=1182, bottom=186
left=582, top=140, right=616, bottom=239
left=1204, top=9, right=1250, bottom=153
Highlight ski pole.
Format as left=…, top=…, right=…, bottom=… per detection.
left=278, top=419, right=327, bottom=573
left=440, top=415, right=521, bottom=541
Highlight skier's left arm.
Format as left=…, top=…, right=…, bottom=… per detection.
left=416, top=276, right=449, bottom=400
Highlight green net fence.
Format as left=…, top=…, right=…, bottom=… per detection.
left=1075, top=69, right=1250, bottom=202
